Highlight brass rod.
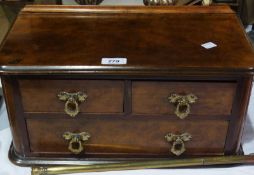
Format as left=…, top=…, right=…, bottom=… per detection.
left=31, top=155, right=254, bottom=175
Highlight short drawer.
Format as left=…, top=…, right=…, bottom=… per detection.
left=132, top=81, right=236, bottom=117
left=27, top=118, right=228, bottom=157
left=19, top=80, right=124, bottom=114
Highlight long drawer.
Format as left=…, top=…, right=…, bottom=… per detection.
left=27, top=118, right=228, bottom=157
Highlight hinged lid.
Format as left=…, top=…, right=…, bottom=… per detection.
left=0, top=5, right=254, bottom=75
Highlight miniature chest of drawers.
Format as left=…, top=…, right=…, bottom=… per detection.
left=0, top=5, right=254, bottom=166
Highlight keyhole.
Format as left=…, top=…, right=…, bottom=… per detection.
left=71, top=141, right=80, bottom=150
left=67, top=101, right=76, bottom=112
left=179, top=104, right=188, bottom=113
left=174, top=142, right=183, bottom=151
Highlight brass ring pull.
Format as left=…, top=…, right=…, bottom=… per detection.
left=63, top=132, right=90, bottom=154
left=168, top=93, right=198, bottom=119
left=165, top=133, right=192, bottom=156
left=58, top=91, right=88, bottom=117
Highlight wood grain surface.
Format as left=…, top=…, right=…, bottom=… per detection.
left=0, top=5, right=253, bottom=74
left=19, top=79, right=124, bottom=114
left=132, top=81, right=236, bottom=116
left=0, top=6, right=253, bottom=164
left=27, top=118, right=228, bottom=157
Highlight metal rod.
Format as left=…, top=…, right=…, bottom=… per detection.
left=31, top=155, right=254, bottom=175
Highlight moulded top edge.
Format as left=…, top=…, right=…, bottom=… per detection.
left=21, top=5, right=234, bottom=15
left=1, top=65, right=254, bottom=75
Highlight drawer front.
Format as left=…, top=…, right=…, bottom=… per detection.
left=27, top=118, right=228, bottom=156
left=132, top=81, right=236, bottom=116
left=19, top=80, right=124, bottom=114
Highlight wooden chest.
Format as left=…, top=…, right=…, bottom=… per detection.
left=0, top=5, right=254, bottom=166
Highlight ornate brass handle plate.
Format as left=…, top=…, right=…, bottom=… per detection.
left=63, top=132, right=90, bottom=154
left=58, top=91, right=88, bottom=117
left=165, top=133, right=192, bottom=156
left=168, top=93, right=198, bottom=119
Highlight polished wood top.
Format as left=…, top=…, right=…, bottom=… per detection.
left=0, top=5, right=253, bottom=74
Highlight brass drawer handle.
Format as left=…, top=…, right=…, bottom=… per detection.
left=63, top=132, right=90, bottom=154
left=168, top=93, right=198, bottom=119
left=58, top=91, right=88, bottom=117
left=165, top=133, right=192, bottom=156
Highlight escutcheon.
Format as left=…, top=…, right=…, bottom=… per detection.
left=63, top=132, right=90, bottom=154
left=168, top=93, right=198, bottom=119
left=58, top=91, right=88, bottom=117
left=165, top=133, right=192, bottom=156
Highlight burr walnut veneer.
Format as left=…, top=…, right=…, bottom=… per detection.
left=0, top=5, right=254, bottom=166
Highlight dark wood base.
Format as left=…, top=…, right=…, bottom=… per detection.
left=8, top=144, right=119, bottom=166
left=8, top=143, right=245, bottom=167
